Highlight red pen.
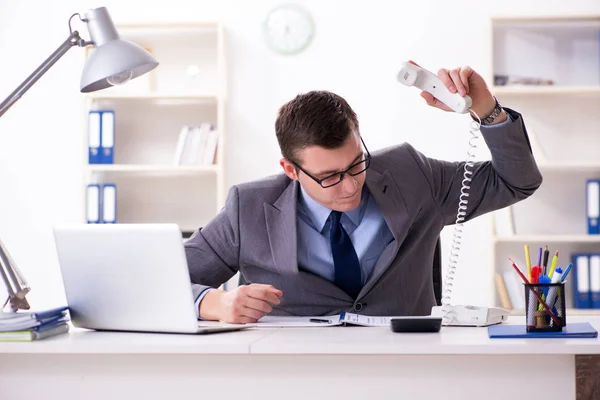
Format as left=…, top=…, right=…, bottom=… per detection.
left=509, top=258, right=560, bottom=327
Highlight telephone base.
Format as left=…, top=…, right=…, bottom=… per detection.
left=431, top=305, right=509, bottom=327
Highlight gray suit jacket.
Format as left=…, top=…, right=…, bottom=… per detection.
left=185, top=108, right=542, bottom=317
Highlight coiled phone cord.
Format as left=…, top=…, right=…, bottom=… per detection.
left=440, top=110, right=482, bottom=324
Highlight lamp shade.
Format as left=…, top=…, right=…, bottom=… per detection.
left=80, top=7, right=158, bottom=93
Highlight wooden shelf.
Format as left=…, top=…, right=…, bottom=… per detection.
left=494, top=235, right=600, bottom=244
left=88, top=93, right=219, bottom=103
left=492, top=86, right=600, bottom=96
left=87, top=164, right=219, bottom=174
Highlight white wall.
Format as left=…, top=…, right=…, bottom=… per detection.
left=1, top=0, right=598, bottom=310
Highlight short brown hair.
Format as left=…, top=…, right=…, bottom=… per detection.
left=275, top=90, right=359, bottom=164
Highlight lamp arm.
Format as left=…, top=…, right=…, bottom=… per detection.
left=0, top=31, right=86, bottom=118
left=0, top=238, right=30, bottom=311
left=0, top=30, right=90, bottom=311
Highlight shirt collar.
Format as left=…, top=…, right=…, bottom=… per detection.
left=298, top=184, right=368, bottom=233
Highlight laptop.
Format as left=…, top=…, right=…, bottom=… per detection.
left=52, top=223, right=246, bottom=334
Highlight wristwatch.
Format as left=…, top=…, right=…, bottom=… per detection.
left=477, top=96, right=503, bottom=125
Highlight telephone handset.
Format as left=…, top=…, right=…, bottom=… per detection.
left=396, top=61, right=509, bottom=327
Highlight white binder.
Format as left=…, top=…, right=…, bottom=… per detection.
left=86, top=184, right=101, bottom=224
left=101, top=184, right=117, bottom=224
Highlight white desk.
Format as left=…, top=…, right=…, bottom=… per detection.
left=1, top=316, right=598, bottom=400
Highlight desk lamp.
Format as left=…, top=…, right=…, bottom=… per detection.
left=0, top=7, right=158, bottom=311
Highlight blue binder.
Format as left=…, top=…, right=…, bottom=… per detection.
left=101, top=183, right=117, bottom=224
left=573, top=253, right=592, bottom=309
left=488, top=322, right=598, bottom=338
left=590, top=254, right=600, bottom=309
left=100, top=110, right=115, bottom=164
left=587, top=179, right=600, bottom=234
left=86, top=184, right=101, bottom=224
left=88, top=111, right=102, bottom=164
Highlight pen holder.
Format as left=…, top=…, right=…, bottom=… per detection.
left=524, top=282, right=566, bottom=332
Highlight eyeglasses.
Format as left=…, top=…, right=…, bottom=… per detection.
left=292, top=136, right=371, bottom=188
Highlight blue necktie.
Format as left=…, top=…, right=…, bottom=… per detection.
left=329, top=211, right=362, bottom=298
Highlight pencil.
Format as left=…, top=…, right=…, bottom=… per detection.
left=524, top=244, right=532, bottom=281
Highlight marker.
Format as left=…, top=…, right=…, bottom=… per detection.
left=537, top=274, right=551, bottom=311
left=545, top=268, right=564, bottom=325
left=542, top=246, right=549, bottom=276
left=548, top=250, right=559, bottom=278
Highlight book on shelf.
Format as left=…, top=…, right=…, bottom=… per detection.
left=493, top=206, right=516, bottom=236
left=173, top=123, right=218, bottom=166
left=493, top=74, right=554, bottom=86
left=499, top=268, right=525, bottom=311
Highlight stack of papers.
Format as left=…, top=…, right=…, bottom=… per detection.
left=0, top=306, right=70, bottom=341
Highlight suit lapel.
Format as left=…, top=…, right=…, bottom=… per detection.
left=264, top=181, right=299, bottom=277
left=358, top=168, right=411, bottom=298
left=264, top=180, right=352, bottom=302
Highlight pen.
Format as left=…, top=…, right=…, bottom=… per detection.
left=509, top=258, right=561, bottom=327
left=309, top=318, right=332, bottom=324
left=542, top=246, right=549, bottom=276
left=525, top=244, right=532, bottom=281
left=537, top=247, right=543, bottom=271
left=548, top=250, right=559, bottom=278
left=561, top=263, right=573, bottom=283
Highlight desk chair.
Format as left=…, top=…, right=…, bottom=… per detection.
left=237, top=237, right=443, bottom=307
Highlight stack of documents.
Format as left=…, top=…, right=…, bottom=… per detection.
left=0, top=306, right=70, bottom=341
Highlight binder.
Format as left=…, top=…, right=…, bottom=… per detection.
left=590, top=254, right=600, bottom=309
left=101, top=184, right=117, bottom=224
left=100, top=110, right=115, bottom=164
left=86, top=184, right=101, bottom=224
left=587, top=180, right=600, bottom=234
left=88, top=111, right=102, bottom=164
left=573, top=253, right=592, bottom=309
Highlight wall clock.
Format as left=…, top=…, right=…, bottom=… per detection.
left=262, top=3, right=315, bottom=55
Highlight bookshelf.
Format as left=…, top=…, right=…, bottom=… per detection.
left=489, top=15, right=600, bottom=315
left=83, top=22, right=227, bottom=237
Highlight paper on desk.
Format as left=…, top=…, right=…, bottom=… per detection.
left=248, top=316, right=342, bottom=328
left=339, top=313, right=440, bottom=327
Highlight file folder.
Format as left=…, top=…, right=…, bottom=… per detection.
left=488, top=322, right=598, bottom=338
left=591, top=254, right=600, bottom=309
left=101, top=110, right=115, bottom=164
left=86, top=184, right=101, bottom=224
left=573, top=253, right=592, bottom=309
left=88, top=111, right=101, bottom=164
left=587, top=180, right=600, bottom=234
left=101, top=184, right=116, bottom=224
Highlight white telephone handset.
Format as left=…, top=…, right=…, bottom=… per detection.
left=397, top=61, right=509, bottom=327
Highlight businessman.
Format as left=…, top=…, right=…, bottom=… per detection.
left=184, top=61, right=543, bottom=323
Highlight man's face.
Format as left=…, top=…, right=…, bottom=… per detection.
left=280, top=133, right=367, bottom=212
